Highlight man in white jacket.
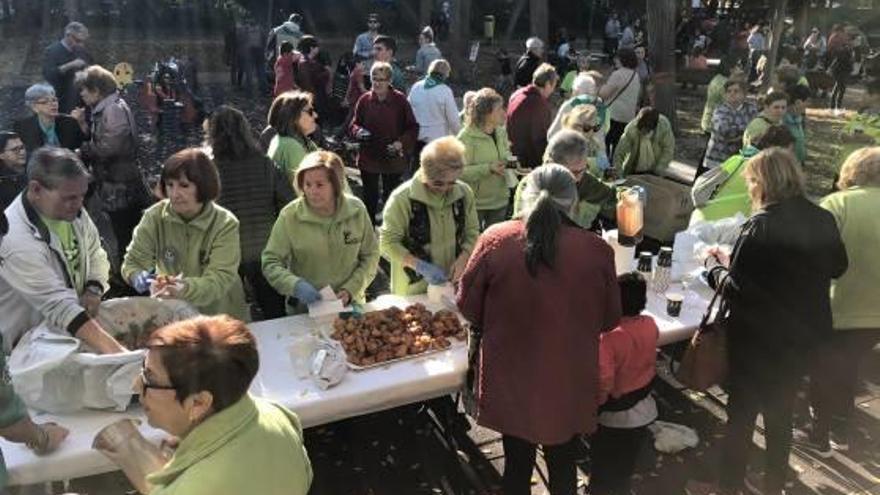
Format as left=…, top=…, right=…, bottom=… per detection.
left=0, top=147, right=125, bottom=354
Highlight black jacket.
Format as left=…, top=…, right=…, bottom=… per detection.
left=214, top=152, right=295, bottom=263
left=13, top=114, right=85, bottom=157
left=42, top=41, right=90, bottom=114
left=0, top=163, right=27, bottom=211
left=713, top=196, right=847, bottom=365
left=514, top=52, right=542, bottom=88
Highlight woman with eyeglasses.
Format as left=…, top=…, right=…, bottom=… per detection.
left=0, top=132, right=28, bottom=210
left=611, top=106, right=675, bottom=178
left=266, top=91, right=319, bottom=183
left=457, top=88, right=513, bottom=230
left=513, top=130, right=616, bottom=229
left=122, top=148, right=250, bottom=321
left=561, top=104, right=611, bottom=177
left=135, top=315, right=312, bottom=495
left=379, top=136, right=479, bottom=295
left=350, top=61, right=419, bottom=224
left=13, top=83, right=85, bottom=157
left=262, top=151, right=379, bottom=313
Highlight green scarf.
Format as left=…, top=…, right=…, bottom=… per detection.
left=424, top=73, right=445, bottom=90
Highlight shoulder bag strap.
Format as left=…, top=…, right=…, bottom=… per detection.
left=606, top=69, right=637, bottom=108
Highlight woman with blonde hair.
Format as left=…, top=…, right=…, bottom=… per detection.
left=457, top=87, right=512, bottom=229
left=704, top=148, right=847, bottom=495
left=801, top=147, right=880, bottom=456
left=561, top=104, right=610, bottom=175
left=262, top=151, right=379, bottom=312
left=379, top=136, right=479, bottom=295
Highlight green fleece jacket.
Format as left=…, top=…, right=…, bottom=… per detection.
left=742, top=114, right=778, bottom=149
left=821, top=187, right=880, bottom=330
left=268, top=134, right=318, bottom=182
left=701, top=74, right=727, bottom=133
left=613, top=114, right=675, bottom=177
left=511, top=171, right=616, bottom=228
left=379, top=173, right=479, bottom=295
left=457, top=125, right=512, bottom=211
left=261, top=194, right=379, bottom=309
left=121, top=200, right=249, bottom=321
left=690, top=146, right=759, bottom=224
left=147, top=394, right=312, bottom=495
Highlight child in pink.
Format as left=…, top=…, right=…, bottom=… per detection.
left=590, top=271, right=659, bottom=495
left=273, top=41, right=300, bottom=96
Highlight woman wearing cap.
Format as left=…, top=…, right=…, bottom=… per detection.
left=122, top=148, right=250, bottom=321
left=705, top=148, right=846, bottom=495
left=13, top=83, right=85, bottom=156
left=457, top=88, right=511, bottom=230
left=136, top=315, right=312, bottom=495
left=262, top=151, right=379, bottom=313
left=379, top=136, right=479, bottom=295
left=457, top=164, right=621, bottom=495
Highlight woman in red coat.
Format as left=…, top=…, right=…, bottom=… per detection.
left=457, top=164, right=622, bottom=495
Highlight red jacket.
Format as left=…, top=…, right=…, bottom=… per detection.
left=457, top=220, right=622, bottom=445
left=598, top=315, right=659, bottom=405
left=506, top=85, right=552, bottom=169
left=349, top=89, right=419, bottom=174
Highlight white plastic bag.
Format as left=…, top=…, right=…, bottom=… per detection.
left=310, top=340, right=347, bottom=390
left=648, top=420, right=700, bottom=454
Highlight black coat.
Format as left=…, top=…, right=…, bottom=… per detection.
left=214, top=152, right=295, bottom=264
left=715, top=196, right=847, bottom=370
left=42, top=41, right=91, bottom=114
left=514, top=52, right=542, bottom=88
left=0, top=164, right=27, bottom=211
left=13, top=114, right=85, bottom=157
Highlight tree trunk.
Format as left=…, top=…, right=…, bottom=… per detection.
left=419, top=0, right=431, bottom=27
left=764, top=0, right=789, bottom=91
left=449, top=0, right=467, bottom=79
left=647, top=0, right=677, bottom=132
left=504, top=0, right=528, bottom=41
left=529, top=0, right=548, bottom=43
left=793, top=0, right=808, bottom=39
left=266, top=0, right=274, bottom=28
left=41, top=0, right=51, bottom=29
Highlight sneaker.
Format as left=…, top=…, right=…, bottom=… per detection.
left=792, top=428, right=833, bottom=458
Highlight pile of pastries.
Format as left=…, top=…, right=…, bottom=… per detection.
left=329, top=304, right=467, bottom=367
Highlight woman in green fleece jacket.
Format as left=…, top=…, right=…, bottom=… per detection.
left=122, top=149, right=250, bottom=321
left=457, top=88, right=512, bottom=230
left=266, top=91, right=319, bottom=182
left=262, top=151, right=379, bottom=312
left=612, top=107, right=675, bottom=178
left=380, top=136, right=479, bottom=295
left=137, top=316, right=311, bottom=495
left=805, top=147, right=880, bottom=452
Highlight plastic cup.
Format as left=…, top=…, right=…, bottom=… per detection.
left=666, top=292, right=684, bottom=317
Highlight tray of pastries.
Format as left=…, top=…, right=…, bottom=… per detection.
left=328, top=303, right=468, bottom=370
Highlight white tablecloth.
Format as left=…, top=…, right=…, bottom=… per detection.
left=1, top=287, right=710, bottom=486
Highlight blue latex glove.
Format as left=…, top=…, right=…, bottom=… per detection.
left=131, top=271, right=155, bottom=294
left=414, top=259, right=448, bottom=285
left=293, top=279, right=322, bottom=305
left=596, top=152, right=611, bottom=172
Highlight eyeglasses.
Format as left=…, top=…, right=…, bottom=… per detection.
left=372, top=77, right=390, bottom=83
left=138, top=360, right=176, bottom=395
left=34, top=97, right=58, bottom=105
left=573, top=124, right=601, bottom=133
left=3, top=145, right=25, bottom=154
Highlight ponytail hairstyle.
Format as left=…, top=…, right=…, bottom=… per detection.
left=518, top=164, right=578, bottom=277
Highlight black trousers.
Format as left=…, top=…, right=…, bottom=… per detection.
left=589, top=424, right=648, bottom=495
left=239, top=260, right=286, bottom=320
left=107, top=206, right=142, bottom=266
left=810, top=329, right=880, bottom=439
left=720, top=357, right=802, bottom=492
left=605, top=119, right=628, bottom=160
left=831, top=77, right=848, bottom=109
left=502, top=434, right=578, bottom=495
left=361, top=171, right=402, bottom=224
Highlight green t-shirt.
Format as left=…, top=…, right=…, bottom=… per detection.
left=41, top=215, right=82, bottom=291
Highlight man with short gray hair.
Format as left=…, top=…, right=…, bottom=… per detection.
left=0, top=147, right=125, bottom=354
left=514, top=37, right=544, bottom=88
left=42, top=22, right=92, bottom=113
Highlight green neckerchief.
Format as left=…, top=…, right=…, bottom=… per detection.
left=38, top=119, right=60, bottom=147
left=40, top=214, right=82, bottom=291
left=424, top=73, right=445, bottom=90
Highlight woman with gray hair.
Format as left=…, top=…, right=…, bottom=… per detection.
left=13, top=83, right=85, bottom=156
left=512, top=130, right=616, bottom=229
left=457, top=164, right=621, bottom=495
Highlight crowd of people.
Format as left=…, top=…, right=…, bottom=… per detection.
left=0, top=10, right=878, bottom=495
